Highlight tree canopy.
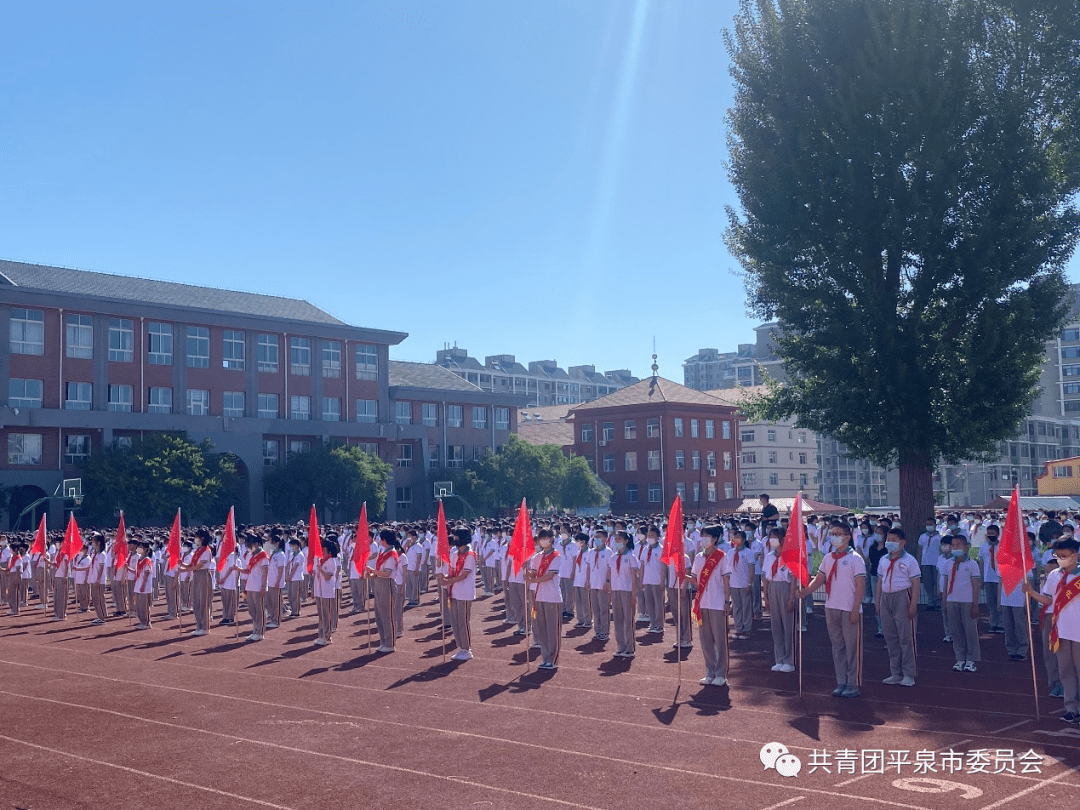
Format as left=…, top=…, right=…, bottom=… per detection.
left=726, top=0, right=1080, bottom=526
left=263, top=442, right=392, bottom=524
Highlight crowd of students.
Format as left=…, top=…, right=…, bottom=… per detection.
left=1, top=502, right=1077, bottom=722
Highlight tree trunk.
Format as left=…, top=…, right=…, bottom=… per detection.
left=898, top=455, right=935, bottom=540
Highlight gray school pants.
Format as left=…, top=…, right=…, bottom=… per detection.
left=698, top=607, right=729, bottom=681
left=534, top=600, right=561, bottom=666
left=826, top=607, right=862, bottom=687
left=983, top=581, right=1001, bottom=627
left=730, top=586, right=752, bottom=634
left=560, top=576, right=574, bottom=614
left=506, top=582, right=526, bottom=631
left=192, top=571, right=211, bottom=632
left=372, top=577, right=395, bottom=649
left=450, top=598, right=472, bottom=652
left=1058, top=637, right=1080, bottom=715
left=1002, top=605, right=1029, bottom=657
left=589, top=588, right=611, bottom=638
left=879, top=589, right=916, bottom=678
left=946, top=600, right=981, bottom=662
left=644, top=583, right=664, bottom=630
left=164, top=575, right=178, bottom=617
left=921, top=564, right=940, bottom=608
left=767, top=580, right=794, bottom=666
left=1043, top=620, right=1061, bottom=687
left=246, top=591, right=267, bottom=636
left=574, top=585, right=592, bottom=626
left=287, top=580, right=302, bottom=616
left=611, top=590, right=635, bottom=653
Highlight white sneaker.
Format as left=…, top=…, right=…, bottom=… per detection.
left=777, top=664, right=796, bottom=673
left=900, top=676, right=916, bottom=687
left=711, top=677, right=727, bottom=686
left=882, top=674, right=903, bottom=685
left=963, top=661, right=977, bottom=672
left=452, top=650, right=473, bottom=661
left=313, top=638, right=327, bottom=646
left=699, top=676, right=714, bottom=685
left=376, top=645, right=394, bottom=653
left=530, top=642, right=542, bottom=650
left=247, top=633, right=261, bottom=641
left=771, top=663, right=785, bottom=672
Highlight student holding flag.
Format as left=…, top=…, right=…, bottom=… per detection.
left=180, top=528, right=213, bottom=636
left=762, top=528, right=795, bottom=671
left=368, top=528, right=401, bottom=652
left=1025, top=536, right=1080, bottom=723
left=133, top=541, right=154, bottom=629
left=525, top=527, right=562, bottom=670
left=444, top=528, right=476, bottom=661
left=685, top=525, right=732, bottom=686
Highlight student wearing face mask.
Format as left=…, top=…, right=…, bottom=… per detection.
left=585, top=530, right=612, bottom=642
left=241, top=535, right=270, bottom=642
left=571, top=532, right=592, bottom=629
left=608, top=531, right=641, bottom=658
left=367, top=529, right=400, bottom=652
left=728, top=531, right=754, bottom=641
left=941, top=535, right=981, bottom=672
left=557, top=524, right=576, bottom=621
left=875, top=528, right=921, bottom=687
left=4, top=542, right=23, bottom=615
left=313, top=535, right=340, bottom=647
left=685, top=526, right=732, bottom=686
left=918, top=517, right=942, bottom=612
left=979, top=526, right=1004, bottom=634
left=439, top=528, right=476, bottom=661
left=525, top=528, right=562, bottom=669
left=934, top=538, right=954, bottom=643
left=762, top=529, right=795, bottom=672
left=640, top=527, right=665, bottom=634
left=265, top=535, right=286, bottom=630
left=797, top=521, right=865, bottom=697
left=132, top=542, right=154, bottom=630
left=1025, top=537, right=1080, bottom=723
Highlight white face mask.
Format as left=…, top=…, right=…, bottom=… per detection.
left=616, top=542, right=626, bottom=552
left=769, top=538, right=780, bottom=550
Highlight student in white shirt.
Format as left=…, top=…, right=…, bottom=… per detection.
left=568, top=533, right=592, bottom=629
left=685, top=526, right=732, bottom=686
left=557, top=525, right=576, bottom=620
left=241, top=535, right=270, bottom=641
left=585, top=530, right=612, bottom=642
left=442, top=529, right=477, bottom=661
left=917, top=517, right=943, bottom=611
left=934, top=538, right=953, bottom=642
left=285, top=538, right=304, bottom=619
left=979, top=527, right=1004, bottom=633
left=368, top=529, right=401, bottom=653
left=266, top=535, right=286, bottom=629
left=525, top=528, right=562, bottom=670
left=941, top=535, right=982, bottom=672
left=313, top=535, right=340, bottom=646
left=762, top=527, right=794, bottom=671
left=4, top=542, right=24, bottom=615
left=798, top=521, right=865, bottom=698
left=87, top=534, right=109, bottom=625
left=1025, top=537, right=1080, bottom=722
left=875, top=528, right=921, bottom=686
left=640, top=527, right=665, bottom=634
left=73, top=544, right=92, bottom=613
left=608, top=531, right=640, bottom=658
left=728, top=531, right=754, bottom=640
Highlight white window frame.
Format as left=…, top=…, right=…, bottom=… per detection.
left=107, top=384, right=133, bottom=413
left=187, top=388, right=210, bottom=416
left=356, top=399, right=377, bottom=423
left=186, top=326, right=210, bottom=369
left=148, top=387, right=172, bottom=414
left=64, top=434, right=90, bottom=465
left=8, top=433, right=42, bottom=465
left=290, top=338, right=311, bottom=376
left=66, top=314, right=93, bottom=359
left=222, top=330, right=245, bottom=370
left=322, top=341, right=341, bottom=378
left=223, top=391, right=245, bottom=418
left=447, top=405, right=463, bottom=428
left=148, top=322, right=173, bottom=365
left=290, top=395, right=311, bottom=420
left=258, top=393, right=279, bottom=419
left=8, top=378, right=42, bottom=408
left=356, top=344, right=378, bottom=380
left=322, top=397, right=341, bottom=422
left=108, top=318, right=134, bottom=362
left=65, top=382, right=92, bottom=410
left=257, top=334, right=279, bottom=372
left=9, top=308, right=44, bottom=355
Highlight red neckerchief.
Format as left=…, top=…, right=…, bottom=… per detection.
left=948, top=558, right=962, bottom=595
left=989, top=544, right=997, bottom=571
left=733, top=545, right=741, bottom=569
left=646, top=546, right=654, bottom=563
left=770, top=553, right=781, bottom=579
left=575, top=549, right=585, bottom=568
left=825, top=551, right=847, bottom=597
left=616, top=550, right=626, bottom=573
left=7, top=554, right=20, bottom=571
left=535, top=549, right=559, bottom=578
left=245, top=550, right=268, bottom=575
left=692, top=548, right=725, bottom=624
left=376, top=549, right=399, bottom=570
left=1050, top=571, right=1080, bottom=652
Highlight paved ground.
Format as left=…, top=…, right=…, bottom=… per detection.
left=1, top=587, right=1078, bottom=810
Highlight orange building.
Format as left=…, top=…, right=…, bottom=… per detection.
left=1036, top=456, right=1080, bottom=496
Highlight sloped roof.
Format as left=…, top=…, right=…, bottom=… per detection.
left=0, top=258, right=360, bottom=327
left=708, top=385, right=770, bottom=407
left=389, top=361, right=483, bottom=392
left=568, top=376, right=734, bottom=411
left=516, top=419, right=575, bottom=449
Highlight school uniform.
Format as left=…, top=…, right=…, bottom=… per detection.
left=404, top=541, right=423, bottom=604
left=749, top=537, right=765, bottom=618
left=692, top=548, right=732, bottom=684
left=189, top=544, right=214, bottom=634
left=266, top=549, right=286, bottom=628
left=640, top=542, right=665, bottom=632
left=1040, top=560, right=1062, bottom=691
left=504, top=552, right=527, bottom=633
left=447, top=546, right=476, bottom=654
left=585, top=545, right=612, bottom=640
left=876, top=552, right=921, bottom=680
left=133, top=555, right=154, bottom=628
left=1000, top=580, right=1029, bottom=658
left=558, top=538, right=576, bottom=616
left=31, top=550, right=48, bottom=608
left=570, top=545, right=592, bottom=628
left=763, top=549, right=794, bottom=668
left=1044, top=567, right=1080, bottom=714
left=285, top=548, right=304, bottom=617
left=528, top=549, right=562, bottom=667
left=390, top=551, right=404, bottom=637
left=88, top=551, right=108, bottom=622
left=608, top=549, right=639, bottom=655
left=0, top=545, right=9, bottom=608
left=218, top=552, right=239, bottom=624
left=52, top=555, right=70, bottom=620
left=917, top=530, right=943, bottom=608
left=727, top=543, right=754, bottom=636
left=72, top=552, right=91, bottom=612
left=979, top=542, right=1003, bottom=631
left=313, top=555, right=339, bottom=645
left=481, top=537, right=500, bottom=595
left=370, top=549, right=399, bottom=650
left=941, top=555, right=982, bottom=665
left=820, top=549, right=865, bottom=690
left=666, top=552, right=693, bottom=647
left=935, top=550, right=952, bottom=640
left=5, top=553, right=22, bottom=614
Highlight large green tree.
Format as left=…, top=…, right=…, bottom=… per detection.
left=80, top=433, right=239, bottom=526
left=263, top=441, right=391, bottom=523
left=726, top=0, right=1080, bottom=528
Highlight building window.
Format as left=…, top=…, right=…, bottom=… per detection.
left=625, top=451, right=638, bottom=471
left=769, top=472, right=779, bottom=486
left=222, top=330, right=245, bottom=370
left=65, top=434, right=90, bottom=465
left=1052, top=465, right=1074, bottom=478
left=397, top=444, right=413, bottom=467
left=396, top=486, right=412, bottom=511
left=257, top=335, right=279, bottom=372
left=707, top=482, right=717, bottom=502
left=290, top=395, right=311, bottom=420
left=626, top=483, right=639, bottom=503
left=674, top=418, right=684, bottom=438
left=186, top=326, right=209, bottom=368
left=675, top=449, right=685, bottom=469
left=798, top=433, right=807, bottom=443
left=1065, top=383, right=1080, bottom=395
left=799, top=452, right=808, bottom=464
left=65, top=382, right=92, bottom=410
left=705, top=420, right=715, bottom=439
left=395, top=401, right=412, bottom=425
left=690, top=419, right=699, bottom=439
left=724, top=482, right=734, bottom=499
left=723, top=451, right=732, bottom=470
left=289, top=440, right=311, bottom=455
left=676, top=482, right=686, bottom=501
left=768, top=451, right=778, bottom=464
left=692, top=450, right=701, bottom=470
left=258, top=393, right=279, bottom=419
left=356, top=344, right=378, bottom=380
left=602, top=421, right=614, bottom=441
left=148, top=387, right=172, bottom=414
left=447, top=445, right=464, bottom=468
left=647, top=418, right=660, bottom=438
left=648, top=483, right=662, bottom=503
left=722, top=420, right=732, bottom=440
left=187, top=389, right=210, bottom=416
left=8, top=433, right=42, bottom=465
left=359, top=442, right=379, bottom=458
left=1064, top=328, right=1080, bottom=342
left=767, top=429, right=777, bottom=442
left=1063, top=347, right=1080, bottom=359
left=799, top=473, right=808, bottom=488
left=624, top=420, right=636, bottom=439
left=263, top=440, right=279, bottom=466
left=108, top=318, right=134, bottom=362
left=742, top=472, right=757, bottom=488
left=742, top=451, right=757, bottom=464
left=223, top=391, right=245, bottom=418
left=742, top=430, right=757, bottom=444
left=473, top=406, right=488, bottom=429
left=10, top=308, right=44, bottom=355
left=693, top=482, right=701, bottom=502
left=8, top=378, right=42, bottom=408
left=356, top=399, right=377, bottom=423
left=66, top=314, right=93, bottom=359
left=115, top=436, right=132, bottom=450
left=707, top=451, right=716, bottom=471
left=322, top=341, right=341, bottom=378
left=428, top=444, right=440, bottom=469
left=107, top=384, right=133, bottom=413
left=648, top=449, right=661, bottom=470
left=495, top=407, right=510, bottom=431
left=447, top=405, right=463, bottom=428
left=322, top=397, right=341, bottom=422
left=148, top=322, right=173, bottom=365
left=421, top=403, right=438, bottom=426
left=603, top=453, right=615, bottom=472
left=290, top=338, right=311, bottom=376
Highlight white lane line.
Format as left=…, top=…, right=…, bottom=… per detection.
left=760, top=798, right=806, bottom=810
left=990, top=720, right=1033, bottom=734
left=976, top=768, right=1077, bottom=810
left=0, top=734, right=298, bottom=809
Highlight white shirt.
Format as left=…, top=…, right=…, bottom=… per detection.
left=820, top=550, right=865, bottom=612
left=1043, top=568, right=1080, bottom=642
left=313, top=557, right=338, bottom=599
left=447, top=547, right=477, bottom=601
left=978, top=542, right=1002, bottom=585
left=639, top=542, right=663, bottom=585
left=690, top=549, right=731, bottom=611
left=608, top=549, right=639, bottom=591
left=727, top=544, right=753, bottom=589
left=941, top=557, right=981, bottom=603
left=585, top=546, right=611, bottom=589
left=876, top=552, right=921, bottom=593
left=245, top=552, right=270, bottom=592
left=527, top=550, right=561, bottom=603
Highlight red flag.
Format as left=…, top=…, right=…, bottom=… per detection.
left=660, top=495, right=685, bottom=578
left=113, top=512, right=128, bottom=573
left=780, top=491, right=810, bottom=587
left=167, top=509, right=182, bottom=571
left=436, top=499, right=451, bottom=568
left=59, top=514, right=82, bottom=564
left=30, top=514, right=46, bottom=557
left=351, top=502, right=370, bottom=572
left=217, top=506, right=237, bottom=572
left=507, top=498, right=534, bottom=575
left=997, top=486, right=1031, bottom=596
left=306, top=505, right=323, bottom=574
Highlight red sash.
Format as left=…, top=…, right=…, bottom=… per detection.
left=1049, top=572, right=1080, bottom=652
left=376, top=549, right=399, bottom=571
left=245, top=550, right=268, bottom=575
left=824, top=551, right=845, bottom=598
left=136, top=556, right=153, bottom=585
left=692, top=549, right=725, bottom=625
left=646, top=546, right=654, bottom=564
left=191, top=546, right=210, bottom=570
left=451, top=550, right=474, bottom=579
left=535, top=549, right=559, bottom=578
left=7, top=554, right=20, bottom=572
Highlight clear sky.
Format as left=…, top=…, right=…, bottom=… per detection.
left=1, top=1, right=1076, bottom=381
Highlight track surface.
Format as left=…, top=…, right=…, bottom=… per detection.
left=2, top=587, right=1078, bottom=810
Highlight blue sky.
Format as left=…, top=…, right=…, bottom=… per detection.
left=1, top=1, right=1076, bottom=380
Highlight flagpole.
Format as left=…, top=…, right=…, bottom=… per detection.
left=676, top=568, right=683, bottom=686
left=1024, top=596, right=1040, bottom=720
left=525, top=574, right=532, bottom=674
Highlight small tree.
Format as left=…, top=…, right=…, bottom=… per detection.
left=560, top=455, right=612, bottom=511
left=263, top=442, right=391, bottom=523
